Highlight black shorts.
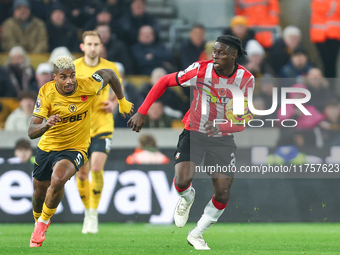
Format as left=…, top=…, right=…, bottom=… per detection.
left=174, top=129, right=237, bottom=177
left=88, top=132, right=112, bottom=156
left=33, top=148, right=87, bottom=181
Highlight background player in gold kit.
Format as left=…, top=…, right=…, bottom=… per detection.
left=74, top=31, right=122, bottom=234
left=28, top=56, right=133, bottom=247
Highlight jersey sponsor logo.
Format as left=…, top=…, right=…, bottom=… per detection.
left=58, top=110, right=88, bottom=124
left=68, top=104, right=77, bottom=113
left=92, top=73, right=103, bottom=82
left=54, top=103, right=62, bottom=106
left=81, top=95, right=88, bottom=102
left=197, top=82, right=223, bottom=105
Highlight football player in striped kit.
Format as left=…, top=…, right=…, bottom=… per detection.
left=128, top=35, right=254, bottom=250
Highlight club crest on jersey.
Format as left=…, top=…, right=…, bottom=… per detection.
left=81, top=95, right=88, bottom=101
left=69, top=104, right=77, bottom=113
left=92, top=73, right=103, bottom=82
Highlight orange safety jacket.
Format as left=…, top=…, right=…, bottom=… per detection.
left=234, top=0, right=280, bottom=48
left=311, top=0, right=340, bottom=43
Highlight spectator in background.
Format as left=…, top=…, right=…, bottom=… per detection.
left=7, top=138, right=34, bottom=164
left=5, top=91, right=36, bottom=132
left=277, top=84, right=324, bottom=148
left=5, top=46, right=38, bottom=97
left=33, top=63, right=53, bottom=89
left=244, top=39, right=275, bottom=79
left=114, top=62, right=143, bottom=127
left=277, top=84, right=324, bottom=130
left=310, top=0, right=340, bottom=78
left=319, top=98, right=340, bottom=146
left=198, top=41, right=215, bottom=61
left=280, top=47, right=313, bottom=87
left=234, top=0, right=280, bottom=49
left=267, top=26, right=303, bottom=76
left=178, top=24, right=206, bottom=70
left=119, top=0, right=159, bottom=46
left=126, top=134, right=170, bottom=165
left=131, top=25, right=173, bottom=75
left=0, top=0, right=13, bottom=24
left=48, top=46, right=75, bottom=66
left=304, top=68, right=332, bottom=112
left=1, top=0, right=48, bottom=53
left=105, top=0, right=129, bottom=23
left=223, top=15, right=255, bottom=63
left=28, top=0, right=50, bottom=22
left=0, top=66, right=16, bottom=97
left=96, top=23, right=133, bottom=74
left=46, top=3, right=80, bottom=52
left=140, top=67, right=188, bottom=116
left=258, top=73, right=278, bottom=116
left=144, top=101, right=173, bottom=128
left=59, top=0, right=101, bottom=28
left=83, top=8, right=118, bottom=34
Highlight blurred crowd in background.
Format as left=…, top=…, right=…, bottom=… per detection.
left=0, top=0, right=340, bottom=154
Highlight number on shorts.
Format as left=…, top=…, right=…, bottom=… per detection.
left=105, top=138, right=112, bottom=152
left=76, top=153, right=82, bottom=165
left=230, top=152, right=236, bottom=166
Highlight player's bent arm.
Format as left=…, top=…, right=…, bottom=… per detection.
left=95, top=69, right=124, bottom=99
left=96, top=69, right=133, bottom=116
left=28, top=115, right=61, bottom=139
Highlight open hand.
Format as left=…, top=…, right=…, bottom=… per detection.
left=127, top=112, right=146, bottom=132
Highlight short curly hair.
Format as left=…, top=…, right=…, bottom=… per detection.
left=53, top=56, right=74, bottom=73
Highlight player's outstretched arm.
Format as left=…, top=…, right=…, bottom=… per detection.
left=127, top=72, right=178, bottom=132
left=28, top=114, right=61, bottom=139
left=95, top=69, right=134, bottom=118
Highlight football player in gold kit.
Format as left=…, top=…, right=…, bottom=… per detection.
left=74, top=31, right=122, bottom=234
left=28, top=56, right=133, bottom=247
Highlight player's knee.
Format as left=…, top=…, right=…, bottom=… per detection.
left=90, top=166, right=102, bottom=172
left=33, top=190, right=46, bottom=202
left=50, top=176, right=67, bottom=190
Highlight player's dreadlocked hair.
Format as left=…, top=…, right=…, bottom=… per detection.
left=216, top=35, right=247, bottom=58
left=53, top=56, right=75, bottom=73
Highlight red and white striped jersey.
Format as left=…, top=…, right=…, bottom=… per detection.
left=176, top=60, right=254, bottom=136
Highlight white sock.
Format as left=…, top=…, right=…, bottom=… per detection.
left=190, top=199, right=225, bottom=237
left=89, top=208, right=98, bottom=216
left=38, top=217, right=50, bottom=225
left=178, top=185, right=194, bottom=203
left=84, top=208, right=90, bottom=217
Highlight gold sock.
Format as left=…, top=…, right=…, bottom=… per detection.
left=33, top=210, right=41, bottom=222
left=90, top=170, right=104, bottom=209
left=41, top=203, right=57, bottom=221
left=76, top=176, right=90, bottom=209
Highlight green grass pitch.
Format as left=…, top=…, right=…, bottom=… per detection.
left=0, top=223, right=340, bottom=254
